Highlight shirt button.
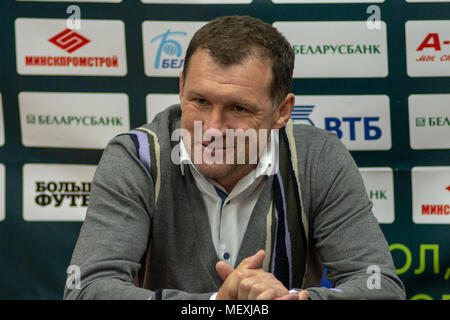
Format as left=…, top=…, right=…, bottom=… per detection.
left=223, top=252, right=230, bottom=260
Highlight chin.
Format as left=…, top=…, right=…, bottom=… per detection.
left=194, top=162, right=236, bottom=180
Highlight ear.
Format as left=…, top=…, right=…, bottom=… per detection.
left=272, top=93, right=295, bottom=130
left=179, top=71, right=184, bottom=110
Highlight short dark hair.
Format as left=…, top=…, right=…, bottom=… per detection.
left=182, top=15, right=294, bottom=107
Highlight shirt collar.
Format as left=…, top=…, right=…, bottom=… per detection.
left=179, top=138, right=193, bottom=176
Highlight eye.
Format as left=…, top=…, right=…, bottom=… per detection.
left=234, top=105, right=247, bottom=112
left=194, top=98, right=208, bottom=105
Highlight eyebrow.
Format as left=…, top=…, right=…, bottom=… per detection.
left=187, top=91, right=207, bottom=99
left=187, top=90, right=259, bottom=110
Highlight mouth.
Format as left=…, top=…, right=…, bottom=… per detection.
left=201, top=142, right=233, bottom=151
left=197, top=143, right=235, bottom=162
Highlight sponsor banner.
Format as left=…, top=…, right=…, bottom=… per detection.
left=412, top=166, right=450, bottom=224
left=273, top=21, right=388, bottom=78
left=142, top=21, right=207, bottom=77
left=292, top=95, right=391, bottom=150
left=23, top=164, right=96, bottom=221
left=17, top=0, right=122, bottom=2
left=406, top=0, right=450, bottom=2
left=272, top=0, right=384, bottom=3
left=0, top=93, right=4, bottom=146
left=146, top=93, right=179, bottom=123
left=19, top=92, right=129, bottom=149
left=141, top=0, right=252, bottom=3
left=359, top=167, right=395, bottom=224
left=0, top=164, right=4, bottom=222
left=409, top=94, right=450, bottom=150
left=15, top=18, right=127, bottom=76
left=406, top=20, right=450, bottom=77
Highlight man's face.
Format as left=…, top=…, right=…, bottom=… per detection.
left=179, top=49, right=278, bottom=182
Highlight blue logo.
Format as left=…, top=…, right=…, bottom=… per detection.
left=325, top=117, right=382, bottom=141
left=291, top=105, right=382, bottom=141
left=291, top=105, right=315, bottom=126
left=150, top=29, right=187, bottom=69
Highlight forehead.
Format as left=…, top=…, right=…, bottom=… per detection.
left=183, top=49, right=273, bottom=102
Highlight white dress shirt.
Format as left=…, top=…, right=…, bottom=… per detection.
left=179, top=132, right=278, bottom=268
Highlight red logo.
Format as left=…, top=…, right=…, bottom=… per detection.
left=415, top=33, right=450, bottom=62
left=48, top=28, right=90, bottom=54
left=446, top=185, right=450, bottom=192
left=417, top=33, right=450, bottom=52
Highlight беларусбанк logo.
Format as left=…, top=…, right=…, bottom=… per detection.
left=273, top=21, right=388, bottom=78
left=142, top=21, right=207, bottom=77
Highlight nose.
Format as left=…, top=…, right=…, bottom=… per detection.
left=204, top=107, right=228, bottom=135
left=201, top=107, right=229, bottom=147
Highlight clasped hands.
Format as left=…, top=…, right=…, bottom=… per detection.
left=215, top=250, right=309, bottom=300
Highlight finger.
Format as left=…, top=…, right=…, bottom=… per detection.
left=227, top=270, right=245, bottom=300
left=238, top=250, right=266, bottom=270
left=238, top=277, right=257, bottom=300
left=242, top=272, right=282, bottom=300
left=216, top=269, right=243, bottom=300
left=275, top=293, right=300, bottom=300
left=247, top=282, right=266, bottom=300
left=237, top=269, right=288, bottom=300
left=236, top=268, right=268, bottom=279
left=238, top=276, right=279, bottom=300
left=216, top=261, right=234, bottom=281
left=254, top=288, right=276, bottom=300
left=298, top=290, right=310, bottom=300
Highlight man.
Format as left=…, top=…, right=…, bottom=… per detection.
left=64, top=16, right=405, bottom=300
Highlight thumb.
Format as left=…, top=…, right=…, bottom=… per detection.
left=216, top=250, right=266, bottom=281
left=216, top=261, right=234, bottom=281
left=238, top=250, right=266, bottom=270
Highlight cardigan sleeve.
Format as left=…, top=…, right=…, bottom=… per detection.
left=305, top=133, right=405, bottom=300
left=63, top=134, right=213, bottom=300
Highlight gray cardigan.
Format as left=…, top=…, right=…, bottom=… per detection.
left=64, top=105, right=405, bottom=300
